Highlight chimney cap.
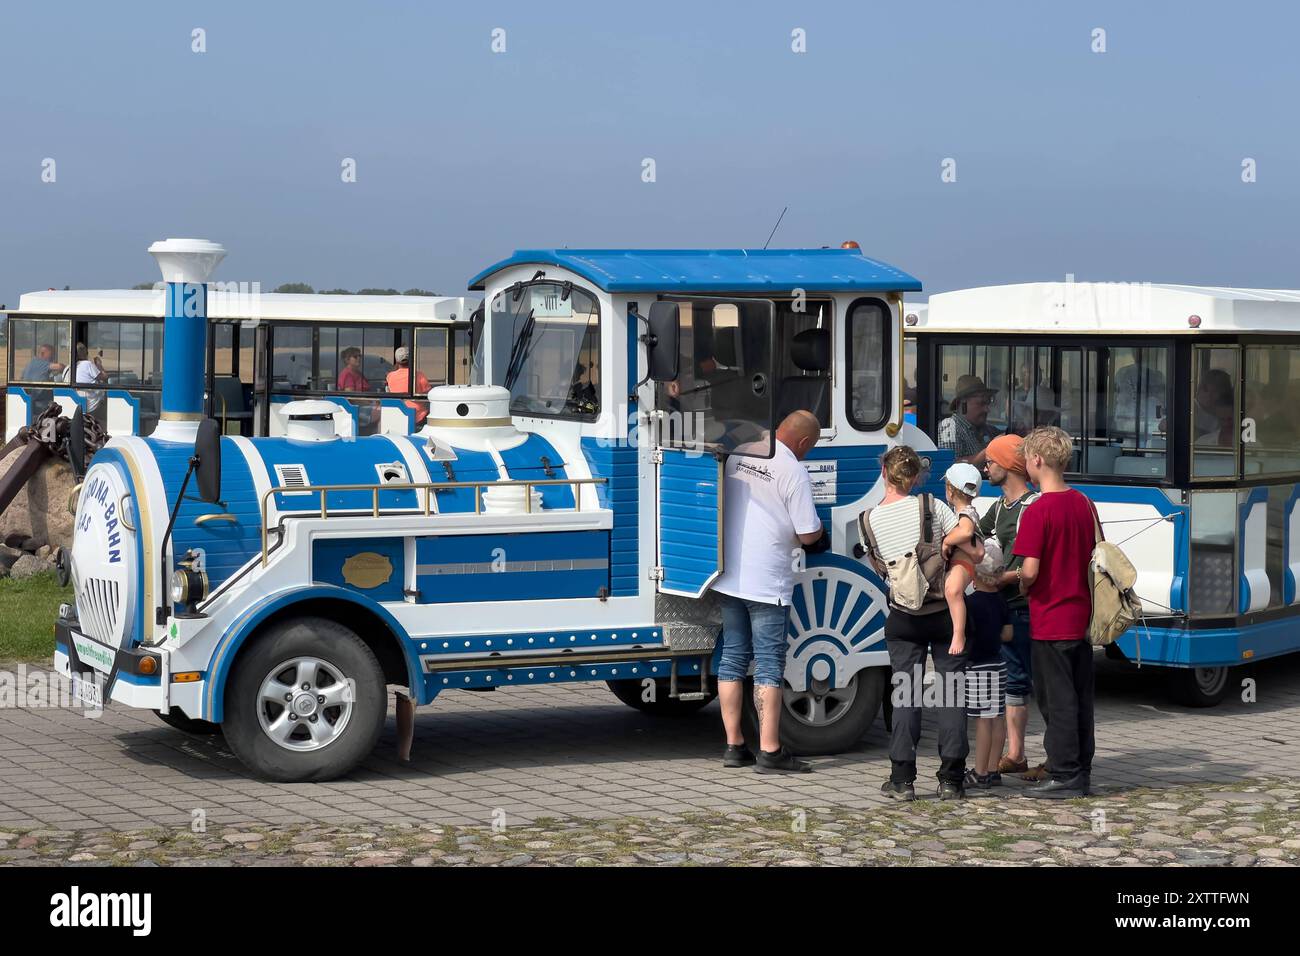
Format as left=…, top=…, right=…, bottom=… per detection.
left=148, top=238, right=226, bottom=284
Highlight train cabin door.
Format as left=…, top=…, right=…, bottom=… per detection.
left=652, top=296, right=777, bottom=598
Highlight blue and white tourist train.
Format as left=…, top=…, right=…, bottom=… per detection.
left=54, top=238, right=940, bottom=780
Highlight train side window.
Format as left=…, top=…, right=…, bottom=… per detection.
left=775, top=298, right=832, bottom=427
left=10, top=318, right=72, bottom=382
left=1192, top=345, right=1241, bottom=480
left=271, top=326, right=313, bottom=390
left=1084, top=345, right=1169, bottom=478
left=1243, top=344, right=1300, bottom=476
left=846, top=298, right=890, bottom=431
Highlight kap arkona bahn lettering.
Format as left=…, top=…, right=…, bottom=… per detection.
left=77, top=474, right=123, bottom=564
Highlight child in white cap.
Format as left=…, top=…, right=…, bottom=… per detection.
left=942, top=462, right=986, bottom=655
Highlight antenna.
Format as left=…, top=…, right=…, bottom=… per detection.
left=762, top=206, right=788, bottom=250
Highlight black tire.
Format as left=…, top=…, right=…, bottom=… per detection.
left=606, top=677, right=717, bottom=716
left=154, top=707, right=222, bottom=736
left=742, top=666, right=887, bottom=755
left=222, top=616, right=387, bottom=782
left=1166, top=666, right=1232, bottom=708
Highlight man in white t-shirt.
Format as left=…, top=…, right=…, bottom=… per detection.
left=72, top=342, right=108, bottom=413
left=711, top=410, right=823, bottom=774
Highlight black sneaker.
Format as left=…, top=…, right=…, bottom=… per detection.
left=880, top=780, right=916, bottom=801
left=754, top=746, right=812, bottom=774
left=722, top=744, right=755, bottom=768
left=1022, top=774, right=1088, bottom=800
left=936, top=779, right=966, bottom=800
left=987, top=771, right=1003, bottom=787
left=963, top=769, right=994, bottom=791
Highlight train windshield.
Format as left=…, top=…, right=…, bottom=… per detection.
left=492, top=281, right=601, bottom=421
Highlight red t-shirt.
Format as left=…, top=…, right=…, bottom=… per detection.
left=1013, top=488, right=1099, bottom=640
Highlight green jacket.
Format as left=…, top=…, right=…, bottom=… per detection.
left=978, top=489, right=1039, bottom=609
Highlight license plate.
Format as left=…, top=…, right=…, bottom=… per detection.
left=71, top=673, right=103, bottom=709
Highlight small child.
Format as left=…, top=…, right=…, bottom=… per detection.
left=942, top=462, right=986, bottom=654
left=964, top=540, right=1012, bottom=789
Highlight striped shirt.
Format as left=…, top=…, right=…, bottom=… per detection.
left=865, top=496, right=959, bottom=561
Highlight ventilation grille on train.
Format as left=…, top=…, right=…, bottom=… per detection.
left=273, top=463, right=311, bottom=495
left=78, top=577, right=120, bottom=643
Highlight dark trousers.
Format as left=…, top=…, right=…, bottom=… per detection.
left=1031, top=638, right=1095, bottom=781
left=885, top=608, right=969, bottom=785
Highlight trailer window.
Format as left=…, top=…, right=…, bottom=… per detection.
left=1084, top=346, right=1169, bottom=478
left=1192, top=346, right=1241, bottom=480
left=9, top=318, right=71, bottom=382
left=1243, top=345, right=1300, bottom=475
left=847, top=299, right=890, bottom=430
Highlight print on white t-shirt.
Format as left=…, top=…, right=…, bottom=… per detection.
left=711, top=441, right=822, bottom=606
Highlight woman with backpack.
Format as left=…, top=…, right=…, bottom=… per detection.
left=859, top=445, right=972, bottom=800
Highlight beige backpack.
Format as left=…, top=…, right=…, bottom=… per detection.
left=858, top=494, right=949, bottom=615
left=1087, top=506, right=1144, bottom=651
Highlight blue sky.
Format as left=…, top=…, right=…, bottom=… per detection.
left=1, top=0, right=1297, bottom=309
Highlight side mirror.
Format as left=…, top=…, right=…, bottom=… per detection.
left=68, top=406, right=87, bottom=480
left=195, top=418, right=222, bottom=504
left=646, top=301, right=680, bottom=382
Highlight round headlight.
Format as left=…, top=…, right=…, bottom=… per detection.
left=171, top=570, right=189, bottom=604
left=172, top=567, right=210, bottom=608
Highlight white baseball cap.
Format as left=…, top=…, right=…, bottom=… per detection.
left=944, top=462, right=983, bottom=497
left=394, top=346, right=410, bottom=363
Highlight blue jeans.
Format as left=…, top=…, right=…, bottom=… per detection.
left=716, top=593, right=790, bottom=688
left=1002, top=606, right=1034, bottom=706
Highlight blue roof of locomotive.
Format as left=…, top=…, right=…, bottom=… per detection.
left=467, top=248, right=922, bottom=294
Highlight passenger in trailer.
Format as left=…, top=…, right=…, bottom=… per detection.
left=20, top=342, right=64, bottom=381
left=385, top=345, right=431, bottom=427
left=937, top=374, right=999, bottom=465
left=712, top=410, right=825, bottom=775
left=70, top=342, right=109, bottom=417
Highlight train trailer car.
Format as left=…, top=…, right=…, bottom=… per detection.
left=908, top=281, right=1300, bottom=706
left=54, top=238, right=940, bottom=781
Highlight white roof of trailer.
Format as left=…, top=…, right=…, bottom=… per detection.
left=12, top=289, right=478, bottom=323
left=918, top=283, right=1300, bottom=334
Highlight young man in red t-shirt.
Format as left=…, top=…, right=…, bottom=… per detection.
left=1013, top=426, right=1098, bottom=798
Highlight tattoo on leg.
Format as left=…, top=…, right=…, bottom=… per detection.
left=753, top=686, right=765, bottom=727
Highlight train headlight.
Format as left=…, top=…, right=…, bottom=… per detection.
left=171, top=568, right=208, bottom=606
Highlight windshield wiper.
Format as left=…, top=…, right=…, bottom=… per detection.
left=503, top=309, right=536, bottom=391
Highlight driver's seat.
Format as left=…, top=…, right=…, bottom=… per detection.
left=777, top=328, right=831, bottom=424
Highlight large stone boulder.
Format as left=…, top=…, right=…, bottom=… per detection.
left=0, top=453, right=78, bottom=552
left=10, top=553, right=56, bottom=579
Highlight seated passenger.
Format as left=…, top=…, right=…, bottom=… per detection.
left=385, top=346, right=431, bottom=427
left=337, top=347, right=371, bottom=392
left=20, top=343, right=65, bottom=381
left=938, top=375, right=999, bottom=465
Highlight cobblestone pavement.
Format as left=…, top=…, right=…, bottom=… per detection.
left=1, top=651, right=1298, bottom=853
left=3, top=780, right=1298, bottom=866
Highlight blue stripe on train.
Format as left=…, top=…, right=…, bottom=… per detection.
left=414, top=530, right=610, bottom=602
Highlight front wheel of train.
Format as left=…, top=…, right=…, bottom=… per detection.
left=742, top=666, right=887, bottom=756
left=222, top=616, right=387, bottom=782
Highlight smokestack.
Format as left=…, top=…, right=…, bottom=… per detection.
left=147, top=238, right=226, bottom=442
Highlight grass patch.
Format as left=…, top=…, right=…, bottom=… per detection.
left=0, top=570, right=70, bottom=662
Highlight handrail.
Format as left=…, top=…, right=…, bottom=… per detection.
left=258, top=477, right=608, bottom=566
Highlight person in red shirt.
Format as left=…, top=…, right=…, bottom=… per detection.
left=337, top=347, right=371, bottom=392
left=1014, top=426, right=1099, bottom=798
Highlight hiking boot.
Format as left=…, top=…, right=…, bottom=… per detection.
left=880, top=780, right=916, bottom=801
left=754, top=746, right=812, bottom=774
left=936, top=779, right=966, bottom=800
left=997, top=755, right=1029, bottom=774
left=722, top=744, right=755, bottom=768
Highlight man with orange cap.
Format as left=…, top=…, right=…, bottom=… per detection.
left=977, top=434, right=1042, bottom=777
